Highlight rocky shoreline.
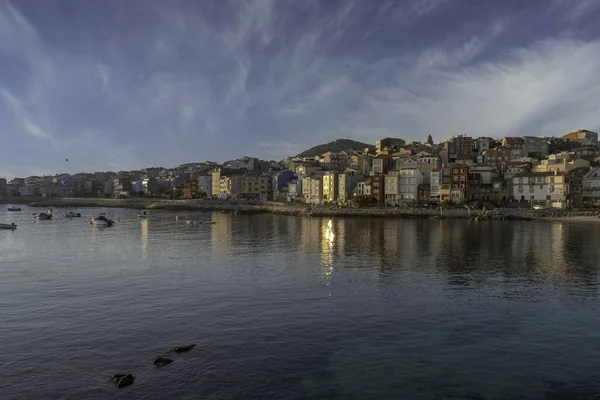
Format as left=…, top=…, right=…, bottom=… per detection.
left=3, top=197, right=600, bottom=221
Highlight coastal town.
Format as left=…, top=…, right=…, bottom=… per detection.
left=1, top=129, right=600, bottom=210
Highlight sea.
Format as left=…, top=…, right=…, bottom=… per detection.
left=1, top=207, right=600, bottom=400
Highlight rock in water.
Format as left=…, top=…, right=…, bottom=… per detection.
left=169, top=344, right=196, bottom=353
left=153, top=357, right=174, bottom=367
left=111, top=373, right=135, bottom=388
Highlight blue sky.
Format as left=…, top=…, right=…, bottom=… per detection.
left=1, top=0, right=600, bottom=177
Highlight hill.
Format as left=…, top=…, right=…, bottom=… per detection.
left=297, top=139, right=374, bottom=157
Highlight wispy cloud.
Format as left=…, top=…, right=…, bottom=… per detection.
left=551, top=0, right=600, bottom=22
left=0, top=0, right=599, bottom=177
left=1, top=89, right=52, bottom=139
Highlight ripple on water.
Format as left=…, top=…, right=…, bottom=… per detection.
left=1, top=211, right=600, bottom=399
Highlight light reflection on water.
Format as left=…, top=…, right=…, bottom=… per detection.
left=140, top=218, right=149, bottom=258
left=321, top=219, right=335, bottom=283
left=1, top=208, right=600, bottom=399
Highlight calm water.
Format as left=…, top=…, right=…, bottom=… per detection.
left=1, top=207, right=600, bottom=399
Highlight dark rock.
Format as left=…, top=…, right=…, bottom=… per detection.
left=169, top=344, right=196, bottom=353
left=111, top=373, right=135, bottom=388
left=153, top=357, right=174, bottom=367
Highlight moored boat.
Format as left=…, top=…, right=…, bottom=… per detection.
left=7, top=206, right=21, bottom=211
left=0, top=223, right=17, bottom=230
left=137, top=210, right=151, bottom=218
left=36, top=212, right=52, bottom=220
left=63, top=211, right=82, bottom=218
left=90, top=215, right=115, bottom=227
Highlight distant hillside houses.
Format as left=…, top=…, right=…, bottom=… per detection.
left=3, top=129, right=600, bottom=209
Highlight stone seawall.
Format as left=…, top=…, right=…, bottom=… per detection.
left=2, top=197, right=599, bottom=221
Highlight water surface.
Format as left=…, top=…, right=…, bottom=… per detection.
left=1, top=207, right=599, bottom=399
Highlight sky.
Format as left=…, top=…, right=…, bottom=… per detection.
left=1, top=0, right=600, bottom=178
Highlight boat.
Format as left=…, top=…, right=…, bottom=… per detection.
left=201, top=220, right=216, bottom=225
left=137, top=210, right=151, bottom=218
left=90, top=215, right=115, bottom=227
left=0, top=223, right=17, bottom=230
left=36, top=212, right=52, bottom=220
left=6, top=206, right=21, bottom=211
left=185, top=219, right=196, bottom=224
left=63, top=211, right=82, bottom=218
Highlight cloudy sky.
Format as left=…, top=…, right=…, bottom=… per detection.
left=1, top=0, right=600, bottom=177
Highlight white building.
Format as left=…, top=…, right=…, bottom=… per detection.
left=302, top=175, right=323, bottom=204
left=384, top=173, right=400, bottom=205
left=474, top=137, right=495, bottom=153
left=338, top=170, right=363, bottom=204
left=583, top=167, right=600, bottom=201
left=399, top=167, right=423, bottom=204
left=512, top=171, right=566, bottom=203
left=288, top=178, right=302, bottom=200
left=355, top=179, right=371, bottom=196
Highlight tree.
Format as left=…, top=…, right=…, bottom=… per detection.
left=426, top=134, right=434, bottom=145
left=352, top=195, right=377, bottom=208
left=171, top=188, right=184, bottom=199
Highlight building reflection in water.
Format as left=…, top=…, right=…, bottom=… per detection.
left=211, top=212, right=231, bottom=260
left=141, top=218, right=149, bottom=258
left=294, top=215, right=600, bottom=298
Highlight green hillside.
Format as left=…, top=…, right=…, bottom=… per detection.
left=297, top=139, right=374, bottom=157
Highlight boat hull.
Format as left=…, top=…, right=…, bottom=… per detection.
left=0, top=224, right=16, bottom=230
left=90, top=220, right=109, bottom=227
left=90, top=217, right=114, bottom=227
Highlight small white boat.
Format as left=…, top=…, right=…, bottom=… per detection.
left=185, top=219, right=196, bottom=224
left=90, top=215, right=115, bottom=227
left=6, top=206, right=21, bottom=211
left=0, top=223, right=17, bottom=230
left=63, top=211, right=82, bottom=218
left=137, top=210, right=151, bottom=218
